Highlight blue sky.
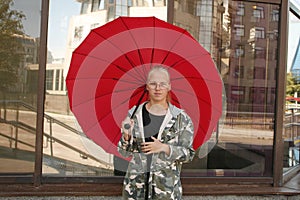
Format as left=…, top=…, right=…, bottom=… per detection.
left=48, top=0, right=81, bottom=58
left=12, top=0, right=80, bottom=59
left=12, top=0, right=41, bottom=38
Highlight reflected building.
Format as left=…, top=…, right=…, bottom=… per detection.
left=7, top=34, right=40, bottom=104
left=17, top=35, right=67, bottom=111
left=173, top=0, right=279, bottom=115
left=17, top=35, right=66, bottom=110
left=226, top=1, right=279, bottom=114
left=14, top=35, right=39, bottom=93
left=173, top=0, right=225, bottom=57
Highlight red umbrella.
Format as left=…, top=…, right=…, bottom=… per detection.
left=66, top=16, right=223, bottom=157
left=286, top=96, right=300, bottom=102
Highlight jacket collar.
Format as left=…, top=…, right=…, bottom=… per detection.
left=128, top=102, right=182, bottom=118
left=129, top=102, right=182, bottom=143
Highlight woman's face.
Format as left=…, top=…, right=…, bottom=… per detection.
left=146, top=70, right=170, bottom=104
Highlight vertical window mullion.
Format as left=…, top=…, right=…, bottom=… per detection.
left=34, top=0, right=50, bottom=186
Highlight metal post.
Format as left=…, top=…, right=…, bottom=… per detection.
left=49, top=119, right=53, bottom=157
left=273, top=0, right=289, bottom=187
left=15, top=102, right=19, bottom=149
left=34, top=0, right=49, bottom=187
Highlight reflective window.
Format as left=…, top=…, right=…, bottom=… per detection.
left=0, top=0, right=41, bottom=173
left=284, top=2, right=300, bottom=171
left=250, top=27, right=265, bottom=39
left=46, top=70, right=54, bottom=90
left=0, top=0, right=294, bottom=187
left=92, top=0, right=105, bottom=12
left=44, top=0, right=169, bottom=177
left=237, top=3, right=245, bottom=16
left=235, top=45, right=245, bottom=57
left=116, top=0, right=128, bottom=17
left=253, top=6, right=264, bottom=19
left=174, top=0, right=279, bottom=177
left=234, top=25, right=245, bottom=37
left=42, top=0, right=280, bottom=178
left=255, top=47, right=266, bottom=59
left=272, top=9, right=279, bottom=21
left=80, top=2, right=89, bottom=14
left=234, top=66, right=244, bottom=78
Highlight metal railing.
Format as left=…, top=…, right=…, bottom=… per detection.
left=1, top=100, right=299, bottom=174
left=0, top=100, right=113, bottom=174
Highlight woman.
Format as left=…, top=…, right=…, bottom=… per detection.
left=118, top=66, right=195, bottom=200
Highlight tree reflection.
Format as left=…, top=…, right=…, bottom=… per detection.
left=0, top=0, right=25, bottom=97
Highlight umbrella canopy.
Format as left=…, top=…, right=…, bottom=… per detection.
left=66, top=16, right=223, bottom=156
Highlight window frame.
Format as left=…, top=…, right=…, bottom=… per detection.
left=253, top=5, right=265, bottom=18
left=0, top=0, right=295, bottom=195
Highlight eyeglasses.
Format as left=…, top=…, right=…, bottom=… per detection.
left=147, top=81, right=169, bottom=89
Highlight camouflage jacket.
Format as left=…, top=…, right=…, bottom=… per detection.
left=118, top=102, right=195, bottom=200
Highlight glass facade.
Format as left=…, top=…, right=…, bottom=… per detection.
left=0, top=0, right=298, bottom=193
left=0, top=0, right=41, bottom=174
left=284, top=2, right=300, bottom=172
left=173, top=0, right=279, bottom=177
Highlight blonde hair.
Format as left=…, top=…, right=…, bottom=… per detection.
left=147, top=65, right=170, bottom=83
left=147, top=65, right=171, bottom=102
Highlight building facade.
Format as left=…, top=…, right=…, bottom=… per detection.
left=0, top=0, right=299, bottom=196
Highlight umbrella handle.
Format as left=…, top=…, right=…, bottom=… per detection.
left=124, top=124, right=131, bottom=130
left=124, top=88, right=147, bottom=130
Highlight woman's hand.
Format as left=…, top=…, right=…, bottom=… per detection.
left=121, top=117, right=134, bottom=141
left=142, top=137, right=170, bottom=156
